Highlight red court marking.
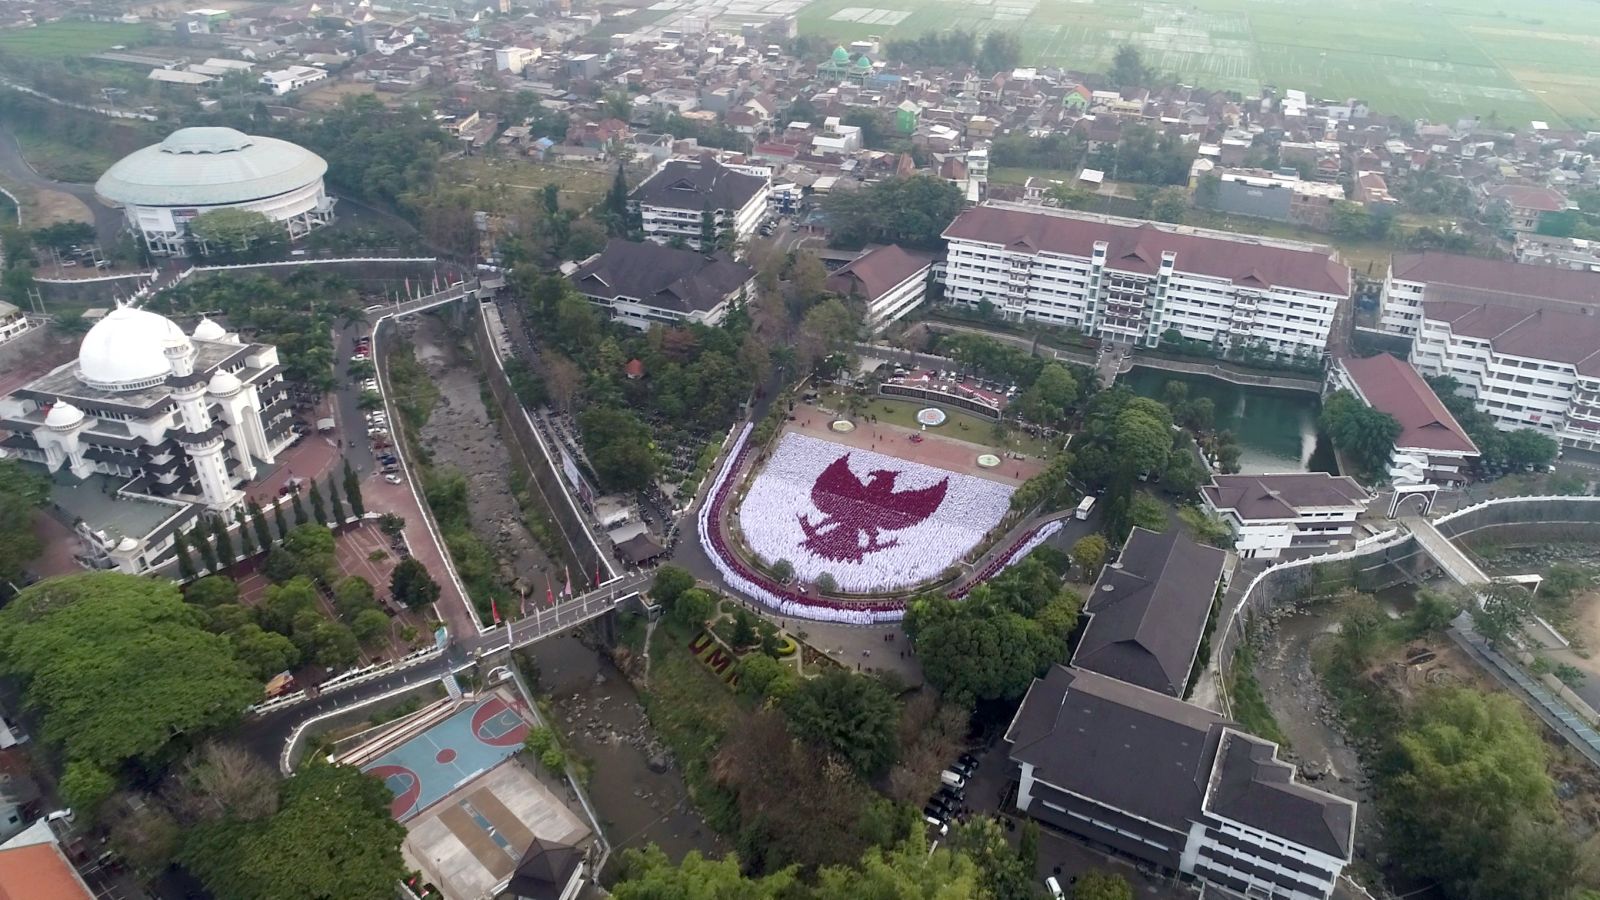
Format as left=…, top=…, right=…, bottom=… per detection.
left=367, top=764, right=421, bottom=818
left=470, top=697, right=529, bottom=747
left=435, top=748, right=457, bottom=764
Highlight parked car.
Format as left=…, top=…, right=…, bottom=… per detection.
left=937, top=784, right=964, bottom=804
left=1044, top=876, right=1064, bottom=900
left=368, top=427, right=388, bottom=436
left=384, top=473, right=403, bottom=484
left=940, top=770, right=966, bottom=789
left=958, top=753, right=980, bottom=771
left=922, top=804, right=948, bottom=822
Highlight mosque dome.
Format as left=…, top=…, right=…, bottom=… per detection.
left=192, top=317, right=228, bottom=341
left=43, top=401, right=85, bottom=429
left=76, top=306, right=189, bottom=392
left=207, top=370, right=243, bottom=396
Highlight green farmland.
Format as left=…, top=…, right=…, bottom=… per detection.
left=798, top=0, right=1600, bottom=127
left=0, top=22, right=154, bottom=61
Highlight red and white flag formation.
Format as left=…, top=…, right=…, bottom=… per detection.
left=562, top=567, right=572, bottom=597
left=737, top=432, right=1014, bottom=594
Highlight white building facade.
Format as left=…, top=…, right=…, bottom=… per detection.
left=942, top=204, right=1349, bottom=359
left=0, top=307, right=293, bottom=573
left=95, top=127, right=336, bottom=256
left=1201, top=473, right=1369, bottom=559
left=631, top=157, right=770, bottom=254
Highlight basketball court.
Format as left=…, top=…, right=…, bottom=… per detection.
left=362, top=694, right=532, bottom=821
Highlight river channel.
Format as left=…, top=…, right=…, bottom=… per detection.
left=1122, top=367, right=1335, bottom=474
left=525, top=631, right=726, bottom=875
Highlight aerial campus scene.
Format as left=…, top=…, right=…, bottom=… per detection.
left=2, top=0, right=1600, bottom=898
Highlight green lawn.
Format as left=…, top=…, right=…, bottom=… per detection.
left=0, top=22, right=154, bottom=60
left=12, top=131, right=119, bottom=184
left=821, top=388, right=1057, bottom=458
left=444, top=156, right=612, bottom=212
left=799, top=0, right=1600, bottom=127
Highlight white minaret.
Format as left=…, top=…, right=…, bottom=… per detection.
left=165, top=337, right=240, bottom=511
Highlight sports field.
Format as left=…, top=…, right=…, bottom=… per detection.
left=0, top=22, right=154, bottom=60
left=798, top=0, right=1600, bottom=127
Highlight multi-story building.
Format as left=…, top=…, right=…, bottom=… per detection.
left=1327, top=354, right=1478, bottom=485
left=1515, top=233, right=1600, bottom=270
left=630, top=157, right=769, bottom=254
left=1377, top=253, right=1600, bottom=449
left=824, top=244, right=932, bottom=333
left=568, top=239, right=754, bottom=330
left=1377, top=251, right=1600, bottom=338
left=1201, top=473, right=1370, bottom=559
left=1008, top=666, right=1356, bottom=900
left=1072, top=527, right=1228, bottom=697
left=942, top=203, right=1349, bottom=359
left=0, top=306, right=292, bottom=573
left=0, top=301, right=34, bottom=346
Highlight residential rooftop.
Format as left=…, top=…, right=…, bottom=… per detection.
left=629, top=156, right=767, bottom=212
left=570, top=239, right=754, bottom=315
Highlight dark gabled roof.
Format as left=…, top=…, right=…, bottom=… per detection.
left=630, top=157, right=767, bottom=213
left=1392, top=251, right=1600, bottom=307
left=1202, top=473, right=1369, bottom=521
left=1072, top=528, right=1227, bottom=697
left=616, top=532, right=665, bottom=564
left=504, top=837, right=582, bottom=900
left=943, top=205, right=1350, bottom=296
left=570, top=239, right=754, bottom=315
left=1205, top=730, right=1356, bottom=861
left=1336, top=354, right=1478, bottom=455
left=1005, top=666, right=1226, bottom=833
left=825, top=244, right=931, bottom=302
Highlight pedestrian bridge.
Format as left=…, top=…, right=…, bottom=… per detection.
left=365, top=279, right=483, bottom=320
left=1399, top=515, right=1490, bottom=586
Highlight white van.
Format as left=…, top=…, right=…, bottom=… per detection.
left=940, top=769, right=967, bottom=789
left=1075, top=496, right=1096, bottom=520
left=1044, top=875, right=1065, bottom=899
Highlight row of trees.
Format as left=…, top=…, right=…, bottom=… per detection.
left=172, top=461, right=366, bottom=580
left=823, top=175, right=965, bottom=250
left=1426, top=374, right=1560, bottom=472
left=884, top=30, right=1022, bottom=73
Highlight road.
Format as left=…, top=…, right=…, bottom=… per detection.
left=0, top=122, right=126, bottom=247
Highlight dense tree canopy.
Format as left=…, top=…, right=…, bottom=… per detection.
left=0, top=574, right=259, bottom=770
left=906, top=556, right=1080, bottom=704
left=579, top=406, right=660, bottom=491
left=1381, top=687, right=1577, bottom=900
left=182, top=763, right=407, bottom=900
left=823, top=176, right=964, bottom=249
left=0, top=459, right=49, bottom=584
left=1320, top=390, right=1402, bottom=482
left=1426, top=375, right=1559, bottom=471
left=783, top=669, right=901, bottom=777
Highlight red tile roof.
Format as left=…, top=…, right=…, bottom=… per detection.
left=1336, top=354, right=1478, bottom=455
left=943, top=205, right=1349, bottom=296
left=1487, top=183, right=1567, bottom=212
left=826, top=244, right=931, bottom=302
left=1392, top=252, right=1600, bottom=307
left=0, top=843, right=93, bottom=900
left=1423, top=300, right=1600, bottom=377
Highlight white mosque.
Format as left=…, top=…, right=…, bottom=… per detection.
left=0, top=305, right=294, bottom=574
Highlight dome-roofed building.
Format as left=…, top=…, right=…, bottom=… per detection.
left=0, top=304, right=293, bottom=574
left=95, top=126, right=336, bottom=256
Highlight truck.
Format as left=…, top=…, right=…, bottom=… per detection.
left=1075, top=496, right=1096, bottom=520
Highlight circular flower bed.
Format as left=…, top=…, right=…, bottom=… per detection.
left=916, top=407, right=947, bottom=427
left=830, top=419, right=855, bottom=432
left=977, top=454, right=1001, bottom=468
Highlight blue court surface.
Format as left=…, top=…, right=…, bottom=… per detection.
left=362, top=694, right=531, bottom=820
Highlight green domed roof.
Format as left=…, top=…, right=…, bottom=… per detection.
left=854, top=55, right=872, bottom=69
left=831, top=46, right=849, bottom=62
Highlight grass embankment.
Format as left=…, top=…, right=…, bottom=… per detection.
left=639, top=617, right=747, bottom=831
left=1228, top=637, right=1289, bottom=746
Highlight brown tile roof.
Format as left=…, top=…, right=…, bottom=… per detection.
left=1423, top=300, right=1600, bottom=376
left=1487, top=183, right=1567, bottom=212
left=1205, top=730, right=1356, bottom=860
left=1392, top=251, right=1600, bottom=307
left=825, top=244, right=931, bottom=302
left=1337, top=354, right=1478, bottom=454
left=0, top=842, right=93, bottom=900
left=943, top=205, right=1350, bottom=296
left=1201, top=473, right=1369, bottom=521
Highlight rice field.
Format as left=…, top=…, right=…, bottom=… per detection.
left=0, top=22, right=154, bottom=61
left=797, top=0, right=1600, bottom=127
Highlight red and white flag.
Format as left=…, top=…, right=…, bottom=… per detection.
left=562, top=567, right=572, bottom=598
left=737, top=433, right=1012, bottom=594
left=404, top=277, right=412, bottom=298
left=546, top=577, right=555, bottom=607
left=595, top=560, right=602, bottom=588
left=491, top=596, right=501, bottom=625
